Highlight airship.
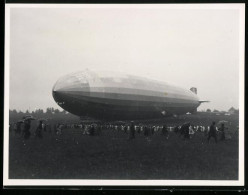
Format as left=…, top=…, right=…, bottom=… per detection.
left=52, top=70, right=208, bottom=120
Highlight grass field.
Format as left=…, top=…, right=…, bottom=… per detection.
left=9, top=113, right=239, bottom=180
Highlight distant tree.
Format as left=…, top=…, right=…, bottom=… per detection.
left=228, top=107, right=237, bottom=114
left=228, top=107, right=235, bottom=112
left=35, top=109, right=44, bottom=115
left=25, top=110, right=30, bottom=114
left=206, top=109, right=211, bottom=112
left=234, top=109, right=239, bottom=114
left=46, top=108, right=53, bottom=114
left=61, top=110, right=66, bottom=114
left=54, top=109, right=60, bottom=114
left=213, top=109, right=219, bottom=113
left=12, top=109, right=17, bottom=114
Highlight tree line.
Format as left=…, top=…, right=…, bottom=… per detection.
left=10, top=107, right=67, bottom=115
left=9, top=107, right=79, bottom=123
left=205, top=107, right=239, bottom=114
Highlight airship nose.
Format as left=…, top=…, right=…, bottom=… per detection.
left=52, top=73, right=90, bottom=107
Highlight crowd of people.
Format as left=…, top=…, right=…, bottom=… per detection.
left=9, top=115, right=235, bottom=143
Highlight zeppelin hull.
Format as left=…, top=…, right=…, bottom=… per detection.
left=52, top=70, right=200, bottom=120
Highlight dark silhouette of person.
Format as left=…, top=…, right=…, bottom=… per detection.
left=36, top=121, right=43, bottom=138
left=47, top=123, right=52, bottom=133
left=98, top=124, right=102, bottom=135
left=208, top=121, right=217, bottom=143
left=178, top=123, right=190, bottom=139
left=129, top=122, right=135, bottom=139
left=137, top=125, right=141, bottom=134
left=89, top=125, right=95, bottom=136
left=184, top=123, right=190, bottom=139
left=219, top=123, right=226, bottom=141
left=16, top=122, right=22, bottom=135
left=151, top=126, right=155, bottom=135
left=43, top=123, right=47, bottom=132
left=124, top=125, right=128, bottom=134
left=23, top=120, right=31, bottom=140
left=174, top=126, right=179, bottom=134
left=9, top=123, right=12, bottom=133
left=53, top=124, right=57, bottom=134
left=162, top=124, right=168, bottom=138
left=144, top=125, right=149, bottom=137
left=148, top=125, right=152, bottom=136
left=179, top=124, right=185, bottom=137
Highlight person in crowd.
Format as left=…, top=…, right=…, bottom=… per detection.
left=144, top=125, right=149, bottom=137
left=9, top=123, right=12, bottom=133
left=189, top=125, right=195, bottom=138
left=98, top=124, right=102, bottom=135
left=56, top=123, right=63, bottom=135
left=235, top=125, right=239, bottom=137
left=181, top=123, right=190, bottom=139
left=124, top=125, right=128, bottom=134
left=208, top=121, right=217, bottom=143
left=174, top=126, right=179, bottom=134
left=136, top=125, right=141, bottom=134
left=23, top=119, right=31, bottom=140
left=16, top=121, right=22, bottom=135
left=127, top=125, right=130, bottom=132
left=83, top=124, right=88, bottom=135
left=140, top=125, right=143, bottom=133
left=35, top=121, right=43, bottom=139
left=46, top=123, right=52, bottom=133
left=89, top=124, right=95, bottom=136
left=219, top=123, right=226, bottom=141
left=162, top=124, right=168, bottom=139
left=129, top=121, right=135, bottom=139
left=185, top=123, right=190, bottom=139
left=151, top=126, right=155, bottom=135
left=179, top=124, right=185, bottom=137
left=13, top=122, right=17, bottom=135
left=204, top=126, right=209, bottom=137
left=43, top=122, right=47, bottom=132
left=148, top=125, right=152, bottom=136
left=53, top=124, right=57, bottom=134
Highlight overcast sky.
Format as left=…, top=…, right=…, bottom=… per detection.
left=8, top=5, right=242, bottom=112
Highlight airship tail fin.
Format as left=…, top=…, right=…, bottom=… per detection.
left=190, top=87, right=197, bottom=94
left=199, top=100, right=210, bottom=103
left=190, top=88, right=209, bottom=104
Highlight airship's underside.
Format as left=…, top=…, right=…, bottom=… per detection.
left=52, top=70, right=201, bottom=120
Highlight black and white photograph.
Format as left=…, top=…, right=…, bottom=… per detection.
left=4, top=4, right=245, bottom=186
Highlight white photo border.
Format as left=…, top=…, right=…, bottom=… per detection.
left=3, top=3, right=245, bottom=187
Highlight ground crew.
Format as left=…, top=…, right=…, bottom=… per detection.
left=129, top=122, right=135, bottom=139
left=35, top=121, right=43, bottom=138
left=16, top=121, right=22, bottom=135
left=89, top=125, right=95, bottom=136
left=23, top=119, right=31, bottom=140
left=219, top=123, right=226, bottom=141
left=162, top=124, right=169, bottom=139
left=208, top=122, right=217, bottom=143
